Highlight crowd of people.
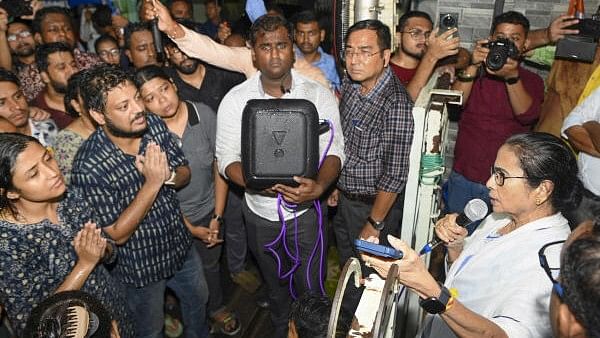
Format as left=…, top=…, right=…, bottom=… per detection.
left=0, top=0, right=599, bottom=338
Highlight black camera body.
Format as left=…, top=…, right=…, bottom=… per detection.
left=484, top=38, right=520, bottom=71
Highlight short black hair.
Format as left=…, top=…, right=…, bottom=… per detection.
left=124, top=21, right=151, bottom=50
left=0, top=68, right=21, bottom=87
left=289, top=293, right=331, bottom=338
left=91, top=4, right=113, bottom=30
left=561, top=217, right=600, bottom=338
left=345, top=19, right=391, bottom=51
left=94, top=34, right=119, bottom=53
left=249, top=14, right=293, bottom=46
left=35, top=42, right=73, bottom=73
left=23, top=290, right=113, bottom=338
left=80, top=64, right=133, bottom=114
left=397, top=11, right=433, bottom=32
left=134, top=64, right=171, bottom=89
left=293, top=10, right=320, bottom=29
left=64, top=70, right=88, bottom=118
left=491, top=11, right=530, bottom=35
left=32, top=6, right=73, bottom=34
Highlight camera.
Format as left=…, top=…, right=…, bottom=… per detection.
left=439, top=13, right=459, bottom=35
left=483, top=38, right=520, bottom=71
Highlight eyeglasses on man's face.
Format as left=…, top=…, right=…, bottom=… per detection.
left=401, top=29, right=432, bottom=40
left=490, top=166, right=532, bottom=186
left=98, top=48, right=120, bottom=58
left=539, top=240, right=565, bottom=298
left=7, top=30, right=32, bottom=42
left=341, top=49, right=382, bottom=61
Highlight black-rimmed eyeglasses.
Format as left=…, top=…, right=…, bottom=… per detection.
left=538, top=240, right=565, bottom=298
left=490, top=166, right=531, bottom=186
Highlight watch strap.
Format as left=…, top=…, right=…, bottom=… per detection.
left=505, top=76, right=520, bottom=85
left=367, top=216, right=384, bottom=231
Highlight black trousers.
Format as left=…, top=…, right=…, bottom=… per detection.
left=331, top=192, right=404, bottom=328
left=243, top=200, right=326, bottom=338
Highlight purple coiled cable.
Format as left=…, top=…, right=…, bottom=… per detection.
left=264, top=119, right=335, bottom=299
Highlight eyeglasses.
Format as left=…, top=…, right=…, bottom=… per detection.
left=538, top=240, right=565, bottom=298
left=98, top=48, right=120, bottom=58
left=401, top=29, right=432, bottom=40
left=341, top=49, right=382, bottom=61
left=7, top=30, right=32, bottom=42
left=490, top=166, right=532, bottom=186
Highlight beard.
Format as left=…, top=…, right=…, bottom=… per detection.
left=51, top=79, right=67, bottom=94
left=173, top=58, right=199, bottom=75
left=401, top=44, right=425, bottom=60
left=13, top=44, right=34, bottom=57
left=105, top=111, right=148, bottom=138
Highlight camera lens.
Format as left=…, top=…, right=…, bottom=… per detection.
left=442, top=15, right=456, bottom=28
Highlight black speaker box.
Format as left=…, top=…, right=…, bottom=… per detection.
left=241, top=99, right=319, bottom=190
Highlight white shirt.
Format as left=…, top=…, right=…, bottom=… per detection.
left=562, top=90, right=600, bottom=196
left=420, top=212, right=570, bottom=338
left=216, top=70, right=345, bottom=221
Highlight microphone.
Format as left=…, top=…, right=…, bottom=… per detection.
left=150, top=18, right=165, bottom=63
left=420, top=199, right=488, bottom=255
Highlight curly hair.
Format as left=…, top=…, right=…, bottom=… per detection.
left=80, top=64, right=133, bottom=115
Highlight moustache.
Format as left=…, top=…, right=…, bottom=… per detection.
left=132, top=111, right=146, bottom=122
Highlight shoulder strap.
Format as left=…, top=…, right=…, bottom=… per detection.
left=185, top=100, right=201, bottom=126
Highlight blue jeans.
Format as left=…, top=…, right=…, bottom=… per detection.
left=125, top=247, right=209, bottom=338
left=443, top=170, right=491, bottom=234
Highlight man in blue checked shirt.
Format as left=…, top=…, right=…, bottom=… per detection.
left=330, top=19, right=415, bottom=323
left=71, top=65, right=209, bottom=338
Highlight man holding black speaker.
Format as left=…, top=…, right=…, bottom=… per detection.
left=215, top=14, right=344, bottom=338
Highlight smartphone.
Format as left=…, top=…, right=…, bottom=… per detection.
left=355, top=239, right=403, bottom=259
left=439, top=13, right=459, bottom=39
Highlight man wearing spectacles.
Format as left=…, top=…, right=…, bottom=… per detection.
left=445, top=11, right=544, bottom=229
left=5, top=20, right=36, bottom=73
left=389, top=11, right=460, bottom=101
left=95, top=34, right=123, bottom=66
left=548, top=216, right=600, bottom=338
left=331, top=19, right=414, bottom=324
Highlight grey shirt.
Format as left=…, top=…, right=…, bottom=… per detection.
left=175, top=101, right=217, bottom=224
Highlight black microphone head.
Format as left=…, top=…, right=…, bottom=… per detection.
left=464, top=198, right=488, bottom=222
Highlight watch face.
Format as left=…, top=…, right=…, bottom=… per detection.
left=420, top=298, right=446, bottom=314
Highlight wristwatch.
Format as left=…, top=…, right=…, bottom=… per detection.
left=419, top=285, right=452, bottom=314
left=505, top=76, right=520, bottom=85
left=367, top=216, right=385, bottom=231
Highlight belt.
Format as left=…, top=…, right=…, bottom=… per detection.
left=341, top=190, right=377, bottom=204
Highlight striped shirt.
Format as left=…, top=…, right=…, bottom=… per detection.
left=71, top=113, right=192, bottom=287
left=337, top=67, right=414, bottom=195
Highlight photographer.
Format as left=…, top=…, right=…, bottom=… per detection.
left=446, top=11, right=544, bottom=220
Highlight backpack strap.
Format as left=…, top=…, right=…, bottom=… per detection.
left=185, top=100, right=201, bottom=126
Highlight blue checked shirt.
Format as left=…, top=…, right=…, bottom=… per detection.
left=71, top=113, right=192, bottom=287
left=337, top=67, right=414, bottom=195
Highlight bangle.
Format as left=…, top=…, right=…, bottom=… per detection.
left=165, top=170, right=176, bottom=186
left=212, top=214, right=224, bottom=225
left=457, top=71, right=476, bottom=82
left=167, top=24, right=184, bottom=40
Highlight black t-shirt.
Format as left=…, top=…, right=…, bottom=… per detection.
left=167, top=64, right=245, bottom=113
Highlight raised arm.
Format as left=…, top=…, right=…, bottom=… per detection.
left=148, top=0, right=256, bottom=78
